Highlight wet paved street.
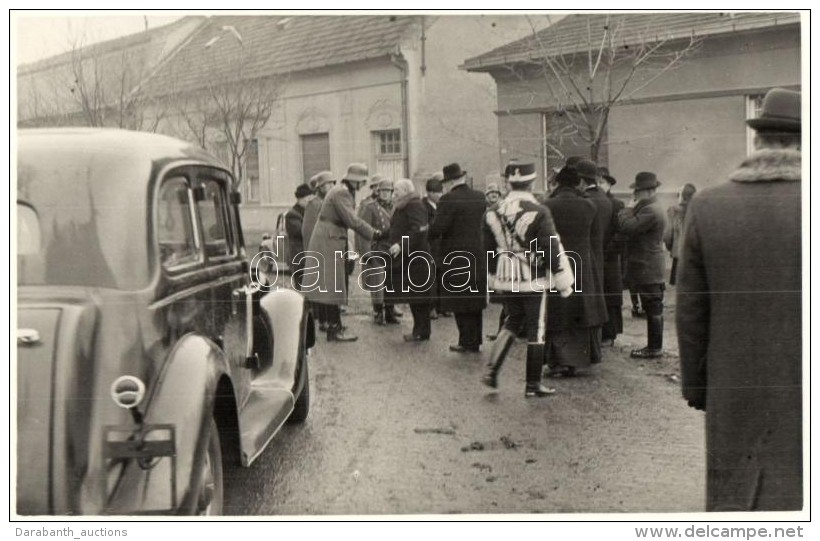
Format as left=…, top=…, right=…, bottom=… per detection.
left=223, top=285, right=705, bottom=516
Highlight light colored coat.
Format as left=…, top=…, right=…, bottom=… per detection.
left=303, top=183, right=375, bottom=306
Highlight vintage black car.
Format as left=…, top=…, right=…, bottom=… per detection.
left=16, top=128, right=313, bottom=515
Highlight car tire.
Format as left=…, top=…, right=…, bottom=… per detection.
left=195, top=417, right=224, bottom=515
left=288, top=359, right=310, bottom=424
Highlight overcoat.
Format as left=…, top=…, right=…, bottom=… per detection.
left=584, top=185, right=613, bottom=300
left=301, top=194, right=324, bottom=247
left=284, top=203, right=306, bottom=266
left=677, top=148, right=802, bottom=511
left=618, top=195, right=667, bottom=286
left=386, top=196, right=434, bottom=305
left=429, top=183, right=487, bottom=313
left=603, top=194, right=625, bottom=307
left=544, top=186, right=607, bottom=329
left=355, top=198, right=393, bottom=292
left=663, top=203, right=688, bottom=259
left=422, top=196, right=441, bottom=264
left=304, top=183, right=375, bottom=306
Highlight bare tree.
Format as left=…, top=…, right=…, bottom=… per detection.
left=508, top=14, right=702, bottom=162
left=170, top=27, right=283, bottom=189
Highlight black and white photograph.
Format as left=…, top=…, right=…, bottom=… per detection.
left=11, top=8, right=808, bottom=525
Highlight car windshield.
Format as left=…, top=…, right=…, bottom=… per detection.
left=17, top=143, right=152, bottom=289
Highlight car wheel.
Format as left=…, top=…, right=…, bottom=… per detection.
left=287, top=359, right=310, bottom=424
left=195, top=417, right=224, bottom=515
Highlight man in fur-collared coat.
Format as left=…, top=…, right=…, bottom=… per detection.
left=677, top=88, right=802, bottom=511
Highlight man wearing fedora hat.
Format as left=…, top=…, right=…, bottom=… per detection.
left=676, top=88, right=802, bottom=511
left=576, top=159, right=614, bottom=362
left=422, top=174, right=449, bottom=319
left=284, top=183, right=314, bottom=291
left=430, top=163, right=488, bottom=353
left=617, top=171, right=667, bottom=359
left=598, top=167, right=626, bottom=346
left=304, top=163, right=384, bottom=342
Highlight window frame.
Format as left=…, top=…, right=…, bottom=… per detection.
left=194, top=174, right=238, bottom=263
left=746, top=94, right=765, bottom=156
left=373, top=129, right=402, bottom=158
left=155, top=175, right=204, bottom=274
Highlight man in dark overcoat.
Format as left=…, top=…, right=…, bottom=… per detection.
left=617, top=172, right=667, bottom=359
left=304, top=163, right=383, bottom=342
left=576, top=159, right=613, bottom=363
left=284, top=183, right=313, bottom=290
left=677, top=88, right=802, bottom=511
left=429, top=163, right=487, bottom=353
left=543, top=166, right=607, bottom=376
left=422, top=175, right=447, bottom=319
left=598, top=167, right=625, bottom=345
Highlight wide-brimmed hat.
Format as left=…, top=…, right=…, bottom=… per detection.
left=294, top=183, right=312, bottom=199
left=343, top=163, right=369, bottom=183
left=425, top=177, right=443, bottom=193
left=442, top=163, right=467, bottom=182
left=630, top=171, right=661, bottom=190
left=575, top=159, right=598, bottom=181
left=747, top=88, right=801, bottom=133
left=314, top=171, right=336, bottom=188
left=504, top=162, right=536, bottom=183
left=598, top=166, right=616, bottom=185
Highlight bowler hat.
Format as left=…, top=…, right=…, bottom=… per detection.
left=504, top=162, right=536, bottom=183
left=574, top=159, right=598, bottom=181
left=565, top=156, right=584, bottom=169
left=425, top=177, right=443, bottom=193
left=598, top=166, right=616, bottom=185
left=343, top=163, right=369, bottom=183
left=442, top=163, right=467, bottom=182
left=747, top=88, right=801, bottom=133
left=314, top=170, right=336, bottom=188
left=630, top=171, right=661, bottom=190
left=294, top=183, right=312, bottom=199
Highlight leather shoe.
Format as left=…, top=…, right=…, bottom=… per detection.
left=630, top=347, right=663, bottom=359
left=449, top=344, right=479, bottom=353
left=403, top=334, right=429, bottom=342
left=525, top=384, right=556, bottom=398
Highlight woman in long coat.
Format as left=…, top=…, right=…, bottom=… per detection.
left=386, top=179, right=435, bottom=342
left=304, top=164, right=378, bottom=342
left=542, top=166, right=608, bottom=376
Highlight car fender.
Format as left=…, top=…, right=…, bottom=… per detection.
left=259, top=288, right=308, bottom=392
left=106, top=333, right=231, bottom=515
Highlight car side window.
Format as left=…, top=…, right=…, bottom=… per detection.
left=197, top=178, right=234, bottom=259
left=157, top=177, right=201, bottom=269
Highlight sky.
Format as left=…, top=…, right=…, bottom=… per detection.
left=13, top=13, right=185, bottom=65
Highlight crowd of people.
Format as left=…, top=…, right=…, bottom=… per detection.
left=273, top=151, right=678, bottom=396
left=269, top=87, right=802, bottom=510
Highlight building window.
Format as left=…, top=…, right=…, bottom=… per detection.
left=245, top=138, right=261, bottom=203
left=374, top=129, right=401, bottom=156
left=301, top=133, right=331, bottom=184
left=746, top=94, right=765, bottom=156
left=371, top=129, right=404, bottom=180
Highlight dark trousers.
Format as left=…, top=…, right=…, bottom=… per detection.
left=410, top=302, right=432, bottom=339
left=310, top=301, right=328, bottom=324
left=635, top=283, right=664, bottom=349
left=669, top=258, right=679, bottom=286
left=454, top=311, right=483, bottom=349
left=324, top=304, right=342, bottom=327
left=502, top=294, right=541, bottom=342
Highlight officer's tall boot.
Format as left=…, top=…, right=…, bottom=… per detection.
left=481, top=329, right=516, bottom=388
left=524, top=342, right=556, bottom=397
